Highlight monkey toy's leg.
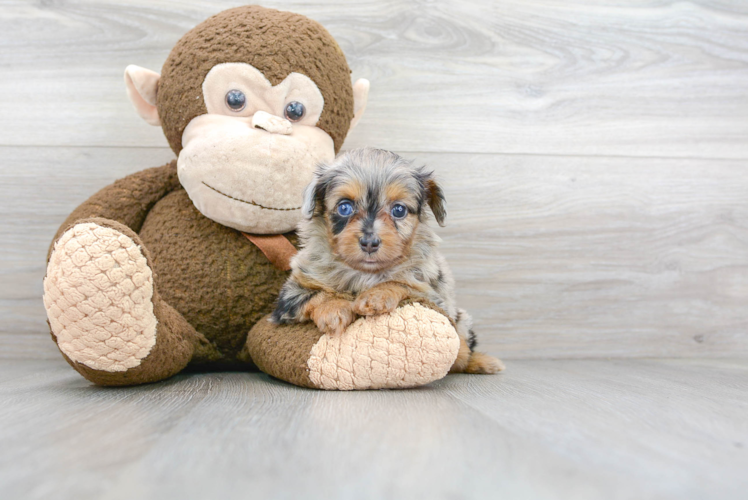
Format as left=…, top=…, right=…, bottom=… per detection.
left=243, top=300, right=464, bottom=390
left=353, top=285, right=504, bottom=373
left=43, top=163, right=209, bottom=386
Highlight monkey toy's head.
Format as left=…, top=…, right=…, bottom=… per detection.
left=124, top=6, right=369, bottom=234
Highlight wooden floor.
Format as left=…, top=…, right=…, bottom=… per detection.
left=1, top=358, right=746, bottom=500
left=1, top=1, right=747, bottom=498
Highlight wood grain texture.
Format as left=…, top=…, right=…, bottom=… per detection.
left=0, top=358, right=746, bottom=499
left=425, top=152, right=748, bottom=358
left=1, top=0, right=748, bottom=157
left=2, top=2, right=746, bottom=498
left=0, top=146, right=177, bottom=359
left=2, top=147, right=747, bottom=359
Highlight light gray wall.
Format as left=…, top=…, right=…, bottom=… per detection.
left=1, top=0, right=746, bottom=359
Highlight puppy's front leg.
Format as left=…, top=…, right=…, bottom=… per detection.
left=303, top=293, right=356, bottom=336
left=353, top=282, right=411, bottom=317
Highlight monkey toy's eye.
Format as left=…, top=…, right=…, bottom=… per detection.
left=337, top=201, right=354, bottom=217
left=225, top=90, right=246, bottom=111
left=391, top=204, right=408, bottom=219
left=284, top=101, right=305, bottom=122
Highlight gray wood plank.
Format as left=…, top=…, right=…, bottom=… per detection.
left=438, top=358, right=748, bottom=500
left=0, top=358, right=745, bottom=499
left=0, top=359, right=51, bottom=383
left=1, top=0, right=747, bottom=157
left=0, top=145, right=177, bottom=359
left=0, top=361, right=217, bottom=499
left=2, top=147, right=746, bottom=359
left=426, top=152, right=748, bottom=359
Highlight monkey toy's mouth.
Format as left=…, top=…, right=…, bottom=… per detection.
left=176, top=112, right=335, bottom=234
left=201, top=182, right=301, bottom=212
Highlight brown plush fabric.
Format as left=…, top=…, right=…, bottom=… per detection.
left=43, top=7, right=458, bottom=389
left=240, top=315, right=322, bottom=388
left=60, top=295, right=195, bottom=387
left=242, top=299, right=455, bottom=389
left=50, top=218, right=207, bottom=386
left=48, top=162, right=181, bottom=260
left=137, top=189, right=299, bottom=363
left=44, top=160, right=457, bottom=388
left=157, top=5, right=354, bottom=155
left=44, top=164, right=296, bottom=371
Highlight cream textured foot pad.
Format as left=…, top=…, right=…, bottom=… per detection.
left=43, top=223, right=157, bottom=372
left=307, top=303, right=460, bottom=390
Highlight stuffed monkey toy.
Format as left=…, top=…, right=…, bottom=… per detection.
left=43, top=6, right=460, bottom=390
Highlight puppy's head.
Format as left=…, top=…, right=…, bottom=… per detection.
left=302, top=148, right=446, bottom=273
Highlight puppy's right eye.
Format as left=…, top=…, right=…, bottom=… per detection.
left=337, top=201, right=354, bottom=217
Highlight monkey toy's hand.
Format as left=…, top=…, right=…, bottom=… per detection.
left=310, top=297, right=356, bottom=336
left=353, top=282, right=410, bottom=317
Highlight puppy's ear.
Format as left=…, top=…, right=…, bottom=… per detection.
left=417, top=169, right=447, bottom=226
left=302, top=168, right=331, bottom=219
left=301, top=179, right=319, bottom=219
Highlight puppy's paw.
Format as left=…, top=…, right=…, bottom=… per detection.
left=312, top=299, right=356, bottom=336
left=466, top=352, right=505, bottom=374
left=353, top=286, right=403, bottom=316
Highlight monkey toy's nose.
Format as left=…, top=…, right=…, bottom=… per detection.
left=359, top=234, right=381, bottom=254
left=251, top=110, right=293, bottom=135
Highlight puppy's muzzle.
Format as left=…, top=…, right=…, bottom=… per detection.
left=359, top=233, right=381, bottom=254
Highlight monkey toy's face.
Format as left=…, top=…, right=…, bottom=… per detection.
left=123, top=6, right=368, bottom=234
left=177, top=63, right=338, bottom=233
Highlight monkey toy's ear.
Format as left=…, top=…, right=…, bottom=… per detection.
left=350, top=78, right=370, bottom=131
left=124, top=65, right=161, bottom=127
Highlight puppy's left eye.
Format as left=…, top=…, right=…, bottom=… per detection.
left=391, top=204, right=408, bottom=219
left=337, top=201, right=354, bottom=217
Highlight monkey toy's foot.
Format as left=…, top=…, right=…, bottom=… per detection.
left=246, top=302, right=461, bottom=390
left=43, top=220, right=196, bottom=385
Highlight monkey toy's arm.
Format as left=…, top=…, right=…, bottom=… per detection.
left=47, top=161, right=180, bottom=259
left=43, top=160, right=207, bottom=385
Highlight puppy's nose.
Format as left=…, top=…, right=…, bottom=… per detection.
left=359, top=234, right=381, bottom=254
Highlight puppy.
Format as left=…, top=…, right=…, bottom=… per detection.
left=272, top=148, right=503, bottom=374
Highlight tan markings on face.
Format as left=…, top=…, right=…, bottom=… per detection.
left=384, top=182, right=413, bottom=206
left=331, top=212, right=365, bottom=266
left=327, top=178, right=421, bottom=273
left=382, top=179, right=420, bottom=261
left=374, top=216, right=407, bottom=262
left=326, top=180, right=365, bottom=213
